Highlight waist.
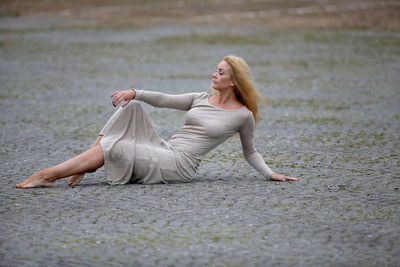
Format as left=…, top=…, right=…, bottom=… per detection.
left=164, top=139, right=202, bottom=165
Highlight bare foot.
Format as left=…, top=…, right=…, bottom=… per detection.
left=16, top=172, right=54, bottom=188
left=68, top=174, right=84, bottom=187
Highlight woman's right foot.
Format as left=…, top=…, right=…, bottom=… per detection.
left=16, top=172, right=54, bottom=188
left=68, top=174, right=84, bottom=187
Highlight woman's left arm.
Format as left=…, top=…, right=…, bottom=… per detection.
left=239, top=113, right=298, bottom=182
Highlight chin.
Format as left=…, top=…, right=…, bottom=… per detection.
left=211, top=84, right=220, bottom=91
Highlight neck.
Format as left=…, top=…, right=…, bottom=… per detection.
left=215, top=88, right=237, bottom=105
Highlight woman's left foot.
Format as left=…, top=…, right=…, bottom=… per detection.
left=16, top=172, right=54, bottom=188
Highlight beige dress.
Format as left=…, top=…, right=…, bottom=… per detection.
left=99, top=90, right=274, bottom=185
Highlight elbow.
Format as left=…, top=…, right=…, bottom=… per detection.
left=243, top=151, right=254, bottom=162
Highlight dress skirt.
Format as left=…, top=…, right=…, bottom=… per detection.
left=99, top=101, right=198, bottom=185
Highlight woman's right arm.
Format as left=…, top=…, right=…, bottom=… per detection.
left=111, top=89, right=200, bottom=111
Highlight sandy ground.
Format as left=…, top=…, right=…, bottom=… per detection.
left=1, top=1, right=400, bottom=266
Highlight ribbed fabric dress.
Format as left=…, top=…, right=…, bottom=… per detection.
left=99, top=90, right=274, bottom=184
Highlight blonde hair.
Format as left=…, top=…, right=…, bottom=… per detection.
left=213, top=55, right=263, bottom=124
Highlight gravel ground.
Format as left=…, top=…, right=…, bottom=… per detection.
left=1, top=16, right=399, bottom=266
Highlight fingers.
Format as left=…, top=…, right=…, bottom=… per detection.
left=278, top=176, right=288, bottom=182
left=111, top=91, right=119, bottom=106
left=122, top=99, right=131, bottom=108
left=111, top=91, right=124, bottom=107
left=286, top=176, right=299, bottom=181
left=112, top=95, right=118, bottom=107
left=270, top=173, right=298, bottom=182
left=111, top=90, right=134, bottom=107
left=279, top=175, right=298, bottom=182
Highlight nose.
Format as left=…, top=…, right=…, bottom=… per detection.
left=212, top=72, right=217, bottom=78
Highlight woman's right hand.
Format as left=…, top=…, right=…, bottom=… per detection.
left=111, top=89, right=136, bottom=108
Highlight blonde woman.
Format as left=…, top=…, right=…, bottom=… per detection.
left=16, top=55, right=297, bottom=188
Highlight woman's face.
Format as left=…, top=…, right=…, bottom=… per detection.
left=212, top=60, right=234, bottom=91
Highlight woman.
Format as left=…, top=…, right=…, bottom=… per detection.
left=16, top=55, right=297, bottom=188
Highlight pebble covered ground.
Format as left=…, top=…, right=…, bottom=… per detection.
left=1, top=13, right=399, bottom=266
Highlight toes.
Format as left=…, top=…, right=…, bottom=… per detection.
left=69, top=178, right=77, bottom=186
left=16, top=183, right=27, bottom=189
left=68, top=175, right=83, bottom=187
left=16, top=182, right=26, bottom=188
left=15, top=176, right=53, bottom=189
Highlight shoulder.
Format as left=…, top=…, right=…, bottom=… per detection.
left=196, top=91, right=210, bottom=99
left=238, top=108, right=255, bottom=130
left=190, top=91, right=210, bottom=102
left=240, top=107, right=254, bottom=121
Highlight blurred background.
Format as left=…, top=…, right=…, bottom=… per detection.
left=1, top=0, right=399, bottom=29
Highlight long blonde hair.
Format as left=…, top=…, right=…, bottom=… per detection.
left=216, top=55, right=263, bottom=124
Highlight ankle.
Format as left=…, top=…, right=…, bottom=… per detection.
left=38, top=169, right=54, bottom=182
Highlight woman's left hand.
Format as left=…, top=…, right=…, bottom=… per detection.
left=270, top=173, right=298, bottom=182
left=111, top=89, right=136, bottom=108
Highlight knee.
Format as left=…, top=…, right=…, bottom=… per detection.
left=123, top=100, right=144, bottom=115
left=125, top=100, right=142, bottom=110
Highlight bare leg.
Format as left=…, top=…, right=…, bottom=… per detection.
left=68, top=135, right=103, bottom=186
left=16, top=144, right=104, bottom=189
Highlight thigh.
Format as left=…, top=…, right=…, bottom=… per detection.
left=133, top=144, right=190, bottom=184
left=131, top=144, right=164, bottom=184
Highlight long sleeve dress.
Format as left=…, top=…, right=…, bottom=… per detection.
left=99, top=90, right=274, bottom=185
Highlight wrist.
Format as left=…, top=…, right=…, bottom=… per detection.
left=130, top=88, right=136, bottom=99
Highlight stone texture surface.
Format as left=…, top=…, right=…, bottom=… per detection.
left=0, top=16, right=399, bottom=266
